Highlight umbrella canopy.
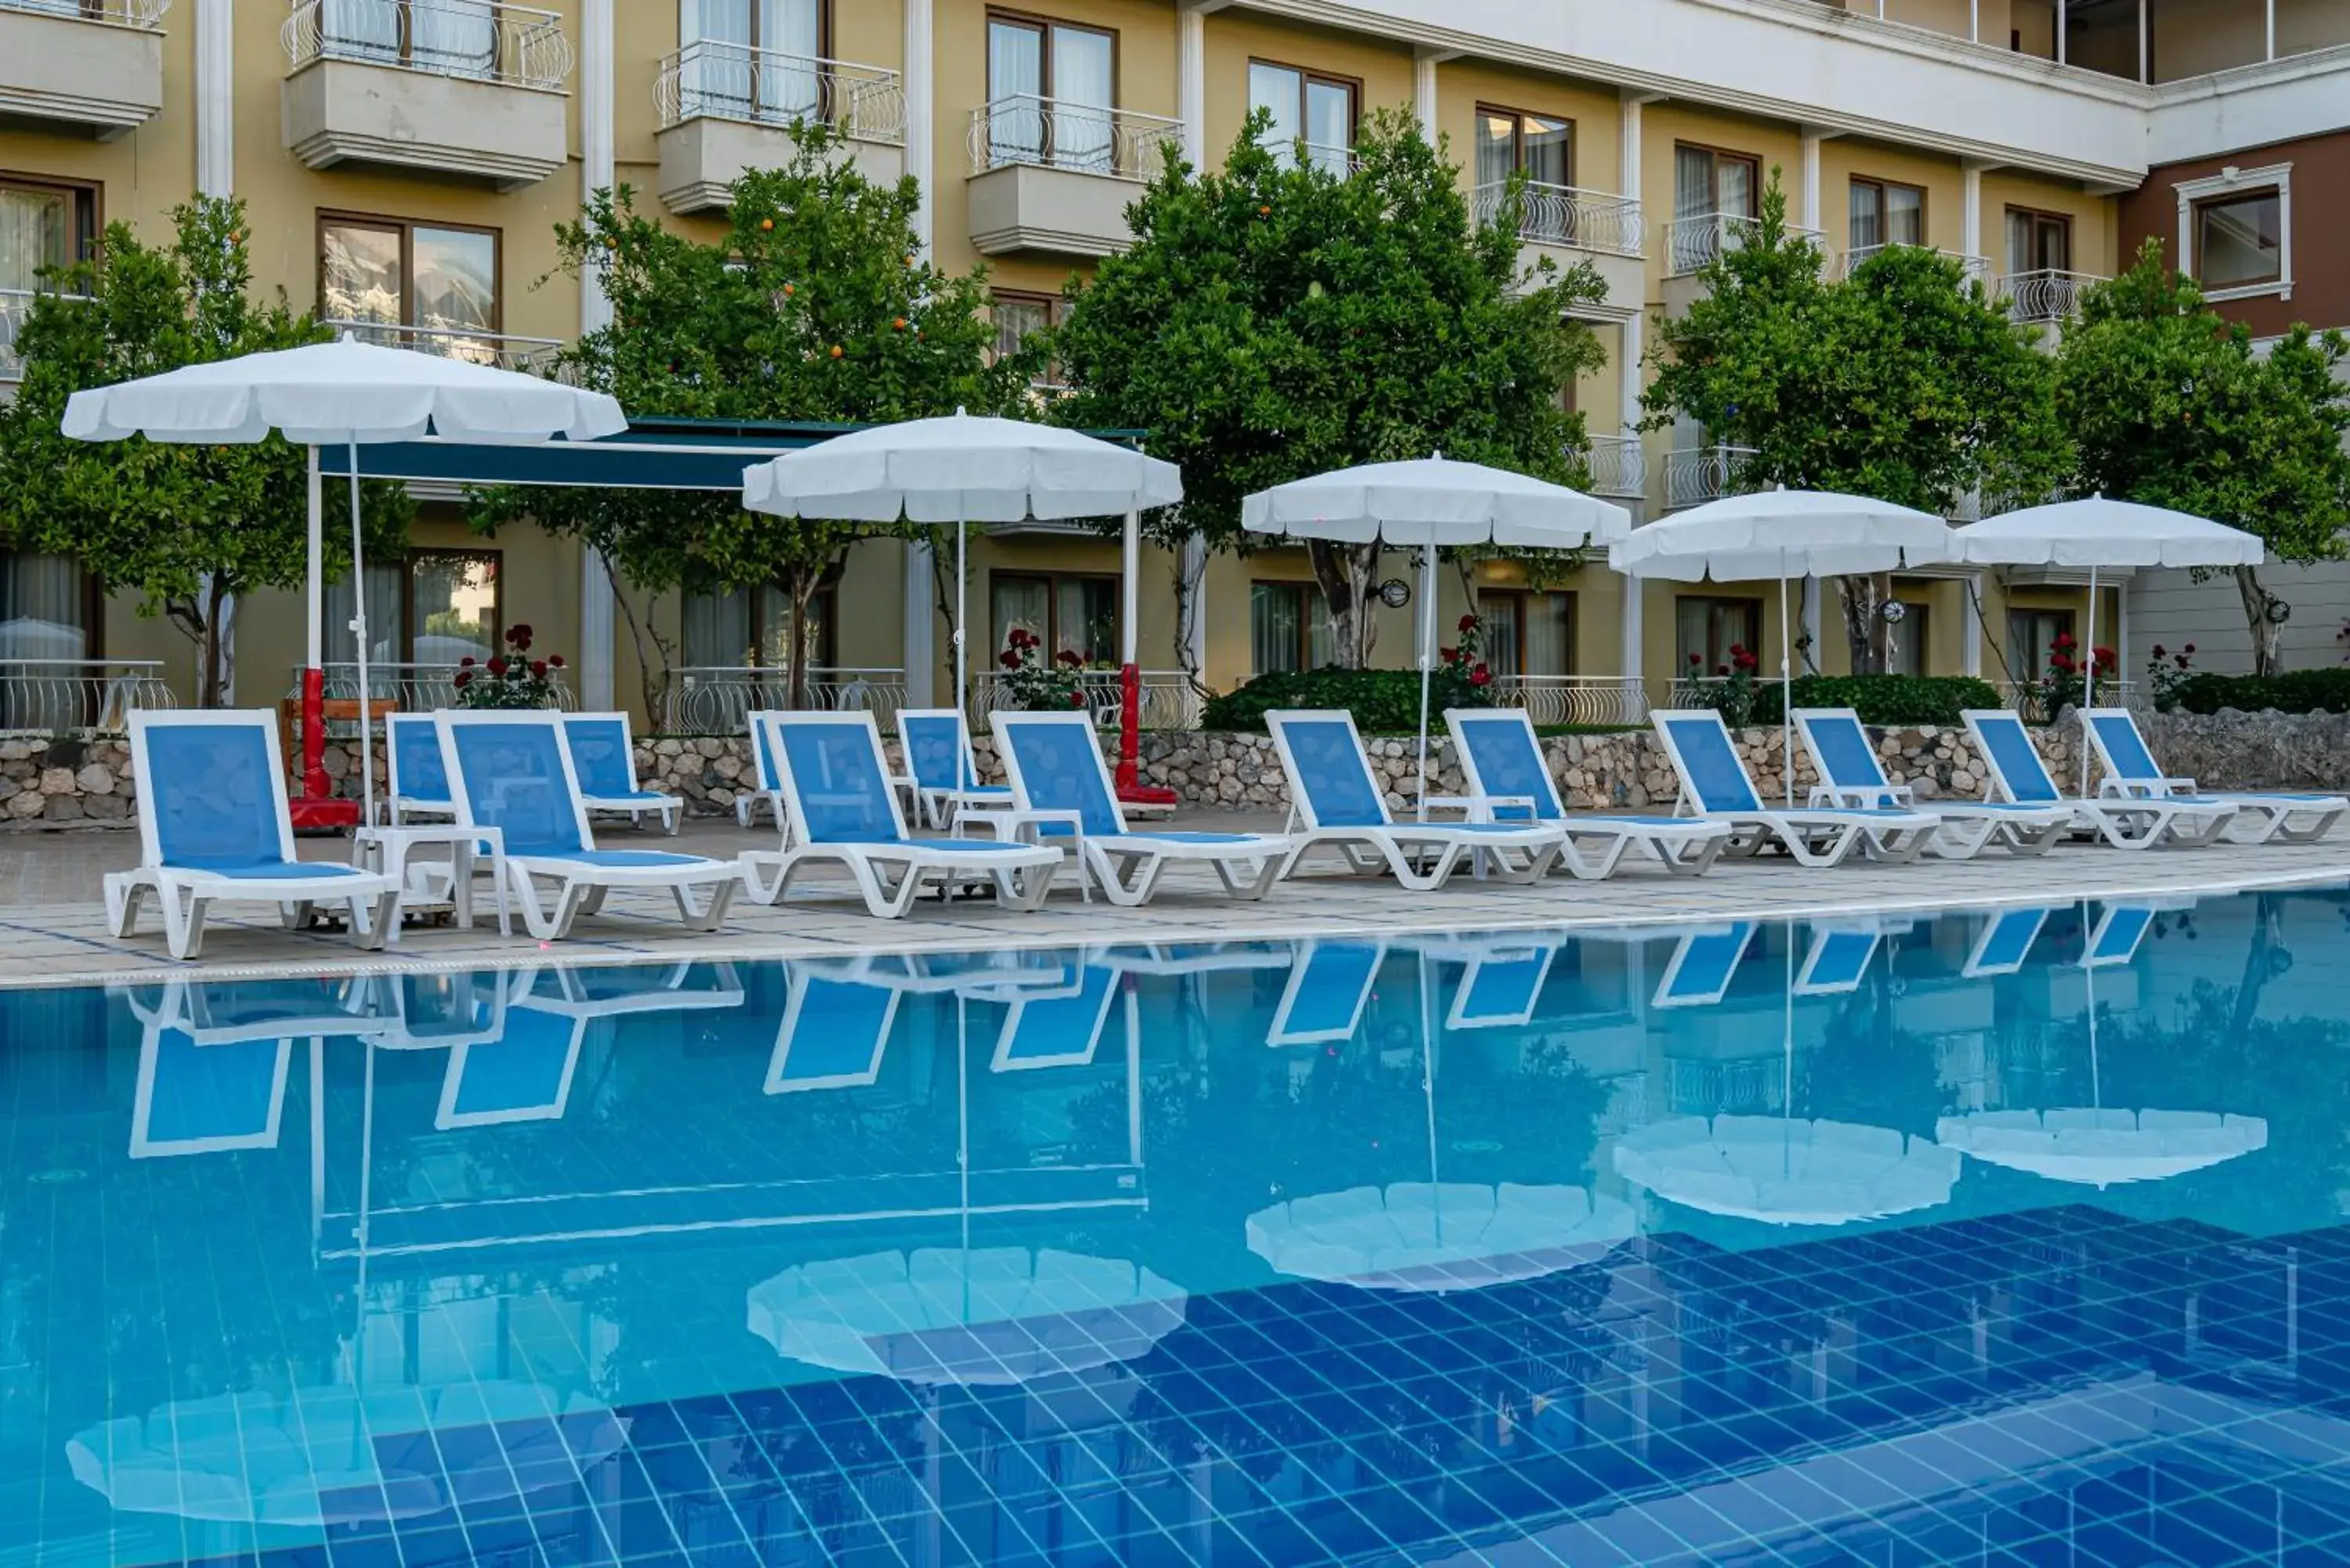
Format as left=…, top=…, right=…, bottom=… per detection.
left=1614, top=1114, right=1961, bottom=1227
left=1948, top=496, right=2263, bottom=570
left=740, top=410, right=1180, bottom=522
left=1608, top=487, right=1952, bottom=583
left=1936, top=1109, right=2269, bottom=1188
left=747, top=1246, right=1188, bottom=1386
left=1247, top=1182, right=1635, bottom=1292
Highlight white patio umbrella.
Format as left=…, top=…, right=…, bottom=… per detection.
left=1950, top=495, right=2264, bottom=793
left=63, top=336, right=624, bottom=826
left=1610, top=488, right=1953, bottom=804
left=1244, top=455, right=1631, bottom=818
left=740, top=410, right=1182, bottom=721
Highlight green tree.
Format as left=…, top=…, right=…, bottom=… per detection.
left=1643, top=176, right=2067, bottom=672
left=0, top=196, right=410, bottom=706
left=471, top=125, right=1035, bottom=719
left=1050, top=108, right=1609, bottom=670
left=2055, top=240, right=2350, bottom=675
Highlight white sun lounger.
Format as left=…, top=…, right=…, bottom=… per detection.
left=1791, top=706, right=2072, bottom=858
left=896, top=708, right=1017, bottom=830
left=1961, top=709, right=2234, bottom=850
left=561, top=713, right=682, bottom=833
left=1264, top=709, right=1565, bottom=889
left=1649, top=710, right=1936, bottom=866
left=384, top=711, right=459, bottom=825
left=104, top=711, right=400, bottom=959
left=2079, top=706, right=2345, bottom=845
left=1442, top=706, right=1731, bottom=878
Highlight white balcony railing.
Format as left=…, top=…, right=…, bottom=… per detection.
left=1470, top=181, right=1643, bottom=258
left=1996, top=679, right=2142, bottom=724
left=1, top=286, right=90, bottom=383
left=2000, top=269, right=2106, bottom=326
left=282, top=0, right=573, bottom=92
left=0, top=659, right=174, bottom=735
left=968, top=670, right=1202, bottom=732
left=320, top=319, right=562, bottom=372
left=1664, top=446, right=1761, bottom=511
left=1574, top=434, right=1648, bottom=500
left=295, top=663, right=577, bottom=714
left=1840, top=243, right=1990, bottom=283
left=2, top=0, right=168, bottom=23
left=1487, top=676, right=1647, bottom=728
left=968, top=96, right=1182, bottom=182
left=1665, top=213, right=1831, bottom=277
left=662, top=667, right=906, bottom=735
left=656, top=40, right=904, bottom=146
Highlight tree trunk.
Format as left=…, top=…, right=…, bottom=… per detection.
left=1836, top=578, right=1880, bottom=676
left=778, top=558, right=841, bottom=711
left=2235, top=564, right=2283, bottom=677
left=1307, top=540, right=1381, bottom=670
left=1170, top=546, right=1205, bottom=686
left=606, top=558, right=669, bottom=726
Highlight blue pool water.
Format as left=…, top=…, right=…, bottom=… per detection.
left=7, top=891, right=2350, bottom=1564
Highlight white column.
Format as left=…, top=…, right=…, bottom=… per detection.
left=195, top=0, right=233, bottom=197
left=1177, top=4, right=1206, bottom=164
left=2116, top=580, right=2130, bottom=679
left=2138, top=0, right=2149, bottom=82
left=2058, top=0, right=2068, bottom=65
left=1621, top=579, right=1644, bottom=704
left=1799, top=128, right=1825, bottom=234
left=1180, top=534, right=1209, bottom=677
left=1618, top=91, right=1643, bottom=212
left=905, top=0, right=935, bottom=251
left=2268, top=0, right=2279, bottom=60
left=1962, top=577, right=1983, bottom=677
left=904, top=542, right=937, bottom=706
left=577, top=0, right=617, bottom=710
left=1961, top=161, right=1983, bottom=267
left=1412, top=50, right=1441, bottom=136
left=1618, top=94, right=1646, bottom=443
left=1618, top=313, right=1643, bottom=444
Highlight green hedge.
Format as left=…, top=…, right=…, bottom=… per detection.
left=1200, top=666, right=1488, bottom=734
left=1746, top=674, right=2005, bottom=728
left=2168, top=669, right=2350, bottom=716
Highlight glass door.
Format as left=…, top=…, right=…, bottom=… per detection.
left=985, top=17, right=1045, bottom=166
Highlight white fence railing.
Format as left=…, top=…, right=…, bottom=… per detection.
left=1471, top=181, right=1644, bottom=258
left=1, top=286, right=91, bottom=383
left=662, top=667, right=906, bottom=734
left=968, top=95, right=1182, bottom=181
left=1488, top=675, right=1647, bottom=728
left=0, top=659, right=175, bottom=735
left=1839, top=243, right=1990, bottom=283
left=1574, top=434, right=1647, bottom=500
left=968, top=670, right=1202, bottom=731
left=2000, top=269, right=2105, bottom=325
left=1663, top=445, right=1760, bottom=511
left=2, top=0, right=168, bottom=23
left=1997, top=679, right=2143, bottom=723
left=656, top=41, right=903, bottom=145
left=294, top=663, right=577, bottom=714
left=320, top=319, right=562, bottom=372
left=1665, top=213, right=1830, bottom=276
left=282, top=0, right=573, bottom=91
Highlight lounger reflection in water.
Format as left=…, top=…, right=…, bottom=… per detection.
left=1269, top=940, right=1386, bottom=1046
left=1444, top=707, right=1731, bottom=878
left=105, top=711, right=400, bottom=959
left=1407, top=932, right=1561, bottom=1030
left=2080, top=706, right=2346, bottom=845
left=767, top=967, right=901, bottom=1094
left=741, top=712, right=1060, bottom=917
left=439, top=964, right=744, bottom=1129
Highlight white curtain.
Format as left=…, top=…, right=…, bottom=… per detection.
left=1050, top=27, right=1114, bottom=173
left=0, top=554, right=89, bottom=661
left=410, top=0, right=498, bottom=80
left=320, top=0, right=402, bottom=63
left=324, top=561, right=403, bottom=670
left=986, top=21, right=1043, bottom=164
left=0, top=187, right=68, bottom=293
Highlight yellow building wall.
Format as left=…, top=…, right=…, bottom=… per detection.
left=1199, top=9, right=1417, bottom=161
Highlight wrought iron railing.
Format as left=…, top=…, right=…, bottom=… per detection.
left=1486, top=675, right=1647, bottom=728
left=1665, top=213, right=1829, bottom=276
left=1470, top=180, right=1643, bottom=258
left=1839, top=243, right=1991, bottom=283
left=1997, top=679, right=2142, bottom=724
left=1573, top=434, right=1647, bottom=500
left=295, top=662, right=577, bottom=714
left=320, top=318, right=562, bottom=372
left=0, top=659, right=174, bottom=735
left=968, top=670, right=1202, bottom=731
left=967, top=95, right=1182, bottom=181
left=662, top=666, right=906, bottom=734
left=2, top=0, right=168, bottom=23
left=281, top=0, right=573, bottom=91
left=1999, top=268, right=2106, bottom=325
left=1663, top=445, right=1761, bottom=510
left=655, top=40, right=904, bottom=145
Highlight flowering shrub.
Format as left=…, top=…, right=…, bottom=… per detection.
left=1685, top=642, right=1762, bottom=728
left=2146, top=641, right=2197, bottom=713
left=452, top=624, right=565, bottom=710
left=1438, top=612, right=1496, bottom=704
left=996, top=627, right=1090, bottom=714
left=2038, top=631, right=2117, bottom=715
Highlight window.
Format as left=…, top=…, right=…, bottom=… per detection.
left=1675, top=596, right=1760, bottom=678
left=991, top=290, right=1062, bottom=388
left=315, top=0, right=502, bottom=80
left=1671, top=145, right=1758, bottom=271
left=1476, top=107, right=1573, bottom=241
left=1249, top=60, right=1356, bottom=176
left=319, top=215, right=500, bottom=357
left=1476, top=590, right=1574, bottom=678
left=2004, top=207, right=2072, bottom=274
left=2194, top=190, right=2283, bottom=289
left=0, top=176, right=98, bottom=293
left=685, top=582, right=836, bottom=669
left=2006, top=607, right=2072, bottom=676
left=325, top=550, right=501, bottom=665
left=1849, top=177, right=1925, bottom=254
left=1884, top=601, right=1929, bottom=677
left=677, top=0, right=826, bottom=125
left=985, top=11, right=1115, bottom=172
left=992, top=572, right=1117, bottom=666
left=1251, top=581, right=1333, bottom=675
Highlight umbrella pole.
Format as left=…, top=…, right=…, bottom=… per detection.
left=347, top=442, right=376, bottom=829
left=954, top=508, right=968, bottom=739
left=1420, top=948, right=1441, bottom=1242
left=298, top=446, right=332, bottom=811
left=1416, top=547, right=1435, bottom=822
left=2081, top=565, right=2099, bottom=798
left=1779, top=558, right=1793, bottom=807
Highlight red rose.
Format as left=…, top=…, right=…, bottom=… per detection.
left=999, top=649, right=1021, bottom=670
left=2052, top=632, right=2075, bottom=649
left=2182, top=643, right=2196, bottom=655
left=548, top=654, right=565, bottom=670
left=2175, top=655, right=2189, bottom=670
left=1439, top=646, right=1457, bottom=663
left=1054, top=649, right=1082, bottom=668
left=453, top=670, right=472, bottom=688
left=1688, top=652, right=1702, bottom=667
left=1068, top=692, right=1086, bottom=708
left=458, top=656, right=475, bottom=668
left=1716, top=663, right=1730, bottom=676
left=1469, top=666, right=1491, bottom=688
left=1459, top=614, right=1477, bottom=633
left=1728, top=642, right=1746, bottom=658
left=508, top=623, right=532, bottom=641
left=2151, top=645, right=2166, bottom=659
left=487, top=656, right=508, bottom=675
left=531, top=659, right=549, bottom=677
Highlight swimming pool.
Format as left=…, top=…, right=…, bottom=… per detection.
left=6, top=889, right=2349, bottom=1565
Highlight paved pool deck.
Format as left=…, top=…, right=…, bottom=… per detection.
left=4, top=811, right=2346, bottom=988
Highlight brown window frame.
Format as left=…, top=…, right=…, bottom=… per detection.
left=1247, top=57, right=1361, bottom=168
left=0, top=171, right=102, bottom=280
left=984, top=8, right=1119, bottom=104
left=1473, top=103, right=1575, bottom=184
left=403, top=547, right=504, bottom=666
left=316, top=211, right=504, bottom=333
left=2191, top=188, right=2284, bottom=291
left=989, top=287, right=1065, bottom=388
left=681, top=0, right=832, bottom=59
left=1249, top=578, right=1327, bottom=676
left=1473, top=587, right=1577, bottom=679
left=991, top=569, right=1122, bottom=666
left=1675, top=594, right=1762, bottom=679
left=2003, top=204, right=2073, bottom=273
left=685, top=580, right=839, bottom=670
left=1849, top=175, right=1929, bottom=253
left=1672, top=143, right=1762, bottom=216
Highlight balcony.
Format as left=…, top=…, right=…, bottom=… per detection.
left=1, top=659, right=173, bottom=736
left=1487, top=675, right=1647, bottom=728
left=965, top=96, right=1182, bottom=258
left=1472, top=181, right=1646, bottom=311
left=2000, top=268, right=2106, bottom=341
left=1, top=286, right=90, bottom=394
left=280, top=0, right=572, bottom=190
left=323, top=318, right=562, bottom=372
left=1661, top=214, right=1831, bottom=317
left=654, top=42, right=905, bottom=215
left=0, top=0, right=165, bottom=137
left=662, top=667, right=906, bottom=734
left=1663, top=445, right=1760, bottom=511
left=1573, top=434, right=1648, bottom=502
left=1838, top=243, right=1990, bottom=284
